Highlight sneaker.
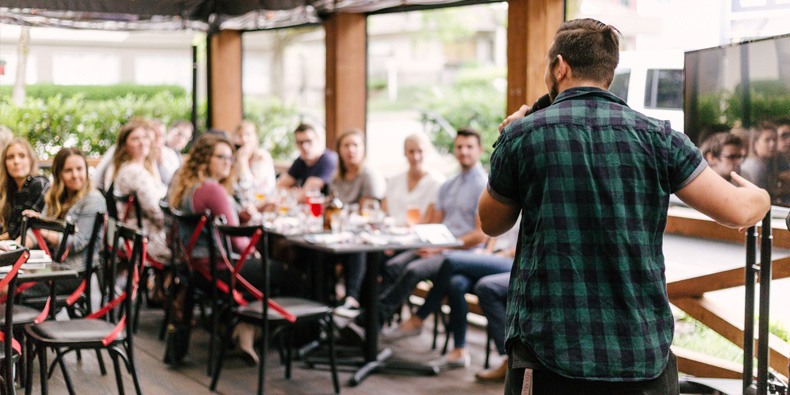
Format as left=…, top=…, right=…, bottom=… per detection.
left=475, top=358, right=508, bottom=382
left=429, top=352, right=471, bottom=371
left=380, top=324, right=422, bottom=341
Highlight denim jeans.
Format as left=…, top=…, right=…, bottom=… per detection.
left=378, top=250, right=445, bottom=325
left=415, top=251, right=512, bottom=349
left=474, top=272, right=510, bottom=354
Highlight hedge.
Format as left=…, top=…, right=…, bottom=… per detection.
left=0, top=89, right=303, bottom=161
left=0, top=83, right=186, bottom=101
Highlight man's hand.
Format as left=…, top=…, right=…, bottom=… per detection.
left=498, top=104, right=529, bottom=133
left=730, top=172, right=771, bottom=232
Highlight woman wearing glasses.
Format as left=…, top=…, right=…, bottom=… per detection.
left=169, top=132, right=265, bottom=364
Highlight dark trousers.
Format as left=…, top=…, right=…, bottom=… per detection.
left=504, top=351, right=679, bottom=395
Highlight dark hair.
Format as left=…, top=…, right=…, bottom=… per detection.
left=455, top=127, right=482, bottom=147
left=700, top=132, right=743, bottom=159
left=294, top=123, right=315, bottom=135
left=548, top=18, right=622, bottom=86
left=335, top=128, right=366, bottom=180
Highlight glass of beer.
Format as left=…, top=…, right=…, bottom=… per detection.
left=406, top=205, right=421, bottom=226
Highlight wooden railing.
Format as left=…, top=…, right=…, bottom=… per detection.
left=666, top=206, right=790, bottom=382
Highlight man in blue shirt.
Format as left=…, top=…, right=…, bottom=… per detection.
left=277, top=123, right=338, bottom=199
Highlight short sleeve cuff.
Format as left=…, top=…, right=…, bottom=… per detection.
left=487, top=183, right=519, bottom=206
left=672, top=160, right=707, bottom=193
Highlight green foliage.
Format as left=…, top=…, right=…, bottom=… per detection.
left=673, top=311, right=744, bottom=363
left=0, top=83, right=186, bottom=101
left=0, top=91, right=194, bottom=158
left=242, top=97, right=301, bottom=161
left=697, top=80, right=790, bottom=130
left=418, top=66, right=506, bottom=165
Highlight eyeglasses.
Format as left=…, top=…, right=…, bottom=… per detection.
left=213, top=154, right=235, bottom=163
left=720, top=154, right=744, bottom=161
left=295, top=138, right=314, bottom=146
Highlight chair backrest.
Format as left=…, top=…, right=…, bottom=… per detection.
left=78, top=212, right=106, bottom=313
left=169, top=207, right=214, bottom=266
left=113, top=192, right=143, bottom=229
left=107, top=222, right=145, bottom=331
left=20, top=214, right=76, bottom=263
left=0, top=248, right=29, bottom=394
left=214, top=222, right=266, bottom=305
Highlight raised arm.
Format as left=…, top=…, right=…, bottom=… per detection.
left=675, top=167, right=770, bottom=228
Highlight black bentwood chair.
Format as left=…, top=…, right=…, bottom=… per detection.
left=25, top=223, right=146, bottom=395
left=0, top=248, right=30, bottom=395
left=209, top=223, right=340, bottom=395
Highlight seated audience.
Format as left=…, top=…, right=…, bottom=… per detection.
left=0, top=137, right=49, bottom=240
left=276, top=123, right=338, bottom=201
left=150, top=119, right=181, bottom=186
left=740, top=123, right=790, bottom=201
left=108, top=120, right=170, bottom=264
left=388, top=224, right=518, bottom=370
left=165, top=120, right=194, bottom=156
left=169, top=132, right=265, bottom=364
left=232, top=120, right=277, bottom=204
left=382, top=133, right=445, bottom=226
left=377, top=128, right=488, bottom=329
left=22, top=148, right=106, bottom=297
left=700, top=132, right=744, bottom=182
left=329, top=128, right=386, bottom=311
left=472, top=272, right=510, bottom=381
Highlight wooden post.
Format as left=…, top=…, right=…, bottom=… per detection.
left=208, top=30, right=243, bottom=133
left=506, top=0, right=564, bottom=115
left=324, top=13, right=367, bottom=151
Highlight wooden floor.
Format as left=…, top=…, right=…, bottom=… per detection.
left=20, top=307, right=505, bottom=395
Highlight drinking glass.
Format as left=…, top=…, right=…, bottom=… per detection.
left=405, top=205, right=421, bottom=226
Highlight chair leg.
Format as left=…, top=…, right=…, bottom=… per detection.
left=55, top=349, right=76, bottom=395
left=109, top=350, right=125, bottom=395
left=484, top=328, right=492, bottom=369
left=124, top=346, right=143, bottom=395
left=431, top=312, right=439, bottom=350
left=326, top=317, right=340, bottom=395
left=25, top=340, right=34, bottom=394
left=95, top=349, right=107, bottom=375
left=209, top=325, right=229, bottom=391
left=285, top=330, right=294, bottom=380
left=37, top=343, right=48, bottom=395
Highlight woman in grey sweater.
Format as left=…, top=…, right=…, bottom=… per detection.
left=23, top=147, right=106, bottom=296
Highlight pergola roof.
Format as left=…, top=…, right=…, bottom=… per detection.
left=0, top=1, right=500, bottom=31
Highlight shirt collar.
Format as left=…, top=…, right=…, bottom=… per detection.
left=551, top=86, right=628, bottom=107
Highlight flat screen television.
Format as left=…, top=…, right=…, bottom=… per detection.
left=684, top=33, right=790, bottom=208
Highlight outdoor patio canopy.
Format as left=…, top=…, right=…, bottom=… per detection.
left=0, top=0, right=564, bottom=148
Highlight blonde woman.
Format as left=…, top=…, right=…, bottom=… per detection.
left=0, top=137, right=49, bottom=240
left=23, top=148, right=106, bottom=296
left=232, top=120, right=276, bottom=204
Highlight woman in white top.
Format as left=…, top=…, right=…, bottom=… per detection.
left=382, top=133, right=445, bottom=226
left=233, top=120, right=277, bottom=205
left=109, top=120, right=170, bottom=263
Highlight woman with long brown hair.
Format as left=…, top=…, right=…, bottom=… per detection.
left=23, top=147, right=106, bottom=296
left=108, top=119, right=170, bottom=263
left=0, top=137, right=49, bottom=240
left=169, top=132, right=264, bottom=364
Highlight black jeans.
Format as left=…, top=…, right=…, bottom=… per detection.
left=504, top=347, right=679, bottom=395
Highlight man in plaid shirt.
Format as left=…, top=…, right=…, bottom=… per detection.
left=479, top=18, right=770, bottom=394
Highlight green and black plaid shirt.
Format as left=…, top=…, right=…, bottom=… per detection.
left=489, top=87, right=705, bottom=381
